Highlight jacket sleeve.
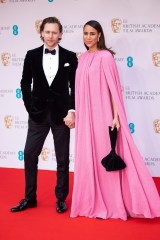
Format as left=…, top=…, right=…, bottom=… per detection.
left=68, top=52, right=78, bottom=110
left=20, top=51, right=32, bottom=113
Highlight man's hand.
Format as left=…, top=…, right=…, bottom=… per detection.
left=63, top=112, right=75, bottom=129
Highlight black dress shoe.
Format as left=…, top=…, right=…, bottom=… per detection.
left=56, top=200, right=67, bottom=213
left=10, top=198, right=37, bottom=212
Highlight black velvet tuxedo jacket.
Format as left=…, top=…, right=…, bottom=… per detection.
left=21, top=45, right=78, bottom=123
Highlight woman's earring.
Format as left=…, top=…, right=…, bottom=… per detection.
left=98, top=37, right=100, bottom=42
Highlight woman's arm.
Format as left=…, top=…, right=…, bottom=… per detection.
left=111, top=96, right=120, bottom=130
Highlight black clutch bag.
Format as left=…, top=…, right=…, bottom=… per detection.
left=101, top=126, right=126, bottom=171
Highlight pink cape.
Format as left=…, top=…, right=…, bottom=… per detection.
left=70, top=50, right=160, bottom=220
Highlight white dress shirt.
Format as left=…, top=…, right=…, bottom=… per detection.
left=43, top=45, right=59, bottom=86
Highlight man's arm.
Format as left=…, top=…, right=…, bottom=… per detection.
left=64, top=52, right=77, bottom=128
left=20, top=51, right=32, bottom=113
left=68, top=52, right=78, bottom=110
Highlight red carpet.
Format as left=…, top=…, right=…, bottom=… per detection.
left=1, top=168, right=160, bottom=240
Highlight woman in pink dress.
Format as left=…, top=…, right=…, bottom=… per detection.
left=70, top=20, right=160, bottom=220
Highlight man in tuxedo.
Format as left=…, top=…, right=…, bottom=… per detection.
left=10, top=17, right=77, bottom=213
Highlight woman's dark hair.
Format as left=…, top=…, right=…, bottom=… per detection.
left=83, top=20, right=115, bottom=55
left=40, top=17, right=63, bottom=41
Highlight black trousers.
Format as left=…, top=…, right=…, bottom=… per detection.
left=24, top=110, right=70, bottom=202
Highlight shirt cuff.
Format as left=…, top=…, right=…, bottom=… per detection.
left=68, top=109, right=75, bottom=113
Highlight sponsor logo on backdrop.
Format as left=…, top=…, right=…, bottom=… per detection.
left=18, top=150, right=24, bottom=161
left=111, top=19, right=122, bottom=33
left=14, top=116, right=28, bottom=129
left=48, top=0, right=54, bottom=2
left=123, top=86, right=160, bottom=101
left=1, top=52, right=24, bottom=66
left=16, top=88, right=22, bottom=99
left=39, top=148, right=74, bottom=163
left=153, top=119, right=160, bottom=134
left=152, top=52, right=160, bottom=67
left=127, top=56, right=133, bottom=67
left=0, top=0, right=36, bottom=3
left=16, top=149, right=74, bottom=164
left=35, top=20, right=83, bottom=35
left=115, top=57, right=124, bottom=62
left=1, top=52, right=11, bottom=66
left=144, top=157, right=160, bottom=167
left=111, top=18, right=160, bottom=33
left=0, top=89, right=13, bottom=98
left=39, top=147, right=56, bottom=162
left=0, top=26, right=10, bottom=36
left=63, top=24, right=83, bottom=33
left=9, top=0, right=36, bottom=3
left=0, top=25, right=19, bottom=36
left=4, top=115, right=27, bottom=129
left=0, top=151, right=16, bottom=160
left=129, top=123, right=135, bottom=134
left=41, top=147, right=50, bottom=161
left=11, top=53, right=24, bottom=66
left=106, top=55, right=133, bottom=68
left=0, top=87, right=19, bottom=99
left=35, top=20, right=42, bottom=34
left=12, top=25, right=18, bottom=35
left=4, top=115, right=14, bottom=129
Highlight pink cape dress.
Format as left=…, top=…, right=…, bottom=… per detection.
left=70, top=50, right=160, bottom=220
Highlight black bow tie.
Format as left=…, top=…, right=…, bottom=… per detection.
left=45, top=48, right=56, bottom=55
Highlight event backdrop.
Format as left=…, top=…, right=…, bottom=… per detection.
left=0, top=0, right=160, bottom=176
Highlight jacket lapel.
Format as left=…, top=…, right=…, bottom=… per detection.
left=36, top=45, right=49, bottom=86
left=50, top=45, right=67, bottom=86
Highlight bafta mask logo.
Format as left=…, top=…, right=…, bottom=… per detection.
left=152, top=52, right=160, bottom=67
left=4, top=115, right=14, bottom=129
left=153, top=119, right=160, bottom=134
left=111, top=18, right=122, bottom=33
left=1, top=52, right=11, bottom=66
left=35, top=20, right=42, bottom=34
left=41, top=147, right=50, bottom=161
left=0, top=0, right=7, bottom=3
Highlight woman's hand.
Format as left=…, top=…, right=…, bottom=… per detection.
left=111, top=116, right=120, bottom=130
